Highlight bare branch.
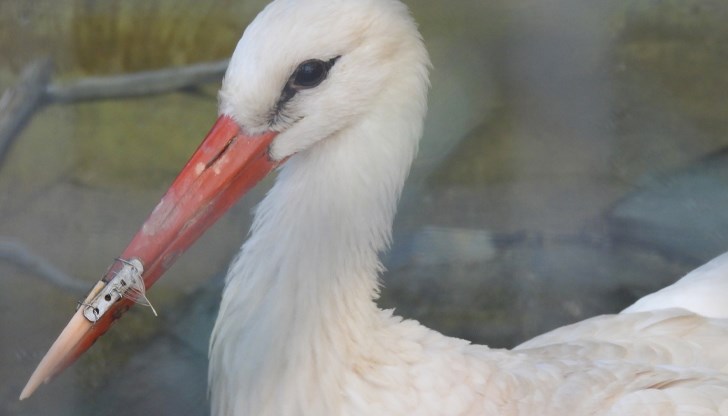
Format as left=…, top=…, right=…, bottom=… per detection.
left=0, top=239, right=88, bottom=294
left=0, top=58, right=53, bottom=167
left=46, top=59, right=229, bottom=103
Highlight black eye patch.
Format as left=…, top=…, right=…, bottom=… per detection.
left=276, top=56, right=341, bottom=110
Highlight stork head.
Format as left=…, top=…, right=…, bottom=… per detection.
left=20, top=0, right=429, bottom=400
left=221, top=0, right=428, bottom=160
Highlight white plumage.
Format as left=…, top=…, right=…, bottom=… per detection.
left=207, top=0, right=728, bottom=415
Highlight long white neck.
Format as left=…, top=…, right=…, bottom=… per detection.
left=209, top=66, right=428, bottom=416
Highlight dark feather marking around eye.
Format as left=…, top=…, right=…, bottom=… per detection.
left=272, top=56, right=341, bottom=118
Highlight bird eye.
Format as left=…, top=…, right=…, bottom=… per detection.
left=292, top=60, right=328, bottom=88
left=289, top=56, right=340, bottom=90
left=274, top=56, right=341, bottom=117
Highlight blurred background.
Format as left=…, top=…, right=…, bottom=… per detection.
left=1, top=0, right=728, bottom=414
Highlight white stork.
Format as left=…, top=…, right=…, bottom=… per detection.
left=21, top=0, right=728, bottom=415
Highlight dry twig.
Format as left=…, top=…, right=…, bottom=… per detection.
left=0, top=58, right=53, bottom=167
left=46, top=59, right=229, bottom=103
left=0, top=239, right=88, bottom=294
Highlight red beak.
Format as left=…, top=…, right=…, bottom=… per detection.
left=20, top=115, right=278, bottom=399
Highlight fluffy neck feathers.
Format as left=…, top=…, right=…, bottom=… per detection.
left=209, top=65, right=428, bottom=415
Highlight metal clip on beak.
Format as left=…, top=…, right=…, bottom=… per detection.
left=81, top=258, right=156, bottom=323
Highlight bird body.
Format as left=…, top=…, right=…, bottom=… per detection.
left=22, top=0, right=728, bottom=414
left=206, top=0, right=728, bottom=415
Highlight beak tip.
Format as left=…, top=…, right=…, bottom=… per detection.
left=19, top=379, right=39, bottom=401
left=20, top=308, right=94, bottom=402
left=19, top=362, right=54, bottom=401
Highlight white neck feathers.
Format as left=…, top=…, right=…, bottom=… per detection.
left=209, top=55, right=429, bottom=415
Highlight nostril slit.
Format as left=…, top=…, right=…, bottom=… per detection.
left=205, top=136, right=236, bottom=169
